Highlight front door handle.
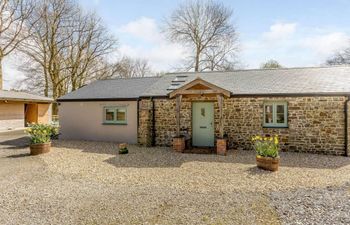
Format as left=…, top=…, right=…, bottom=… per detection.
left=200, top=126, right=207, bottom=129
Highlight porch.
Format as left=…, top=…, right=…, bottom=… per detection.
left=169, top=77, right=231, bottom=155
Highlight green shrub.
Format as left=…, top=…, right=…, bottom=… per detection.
left=119, top=148, right=128, bottom=154
left=26, top=123, right=56, bottom=144
left=251, top=135, right=279, bottom=158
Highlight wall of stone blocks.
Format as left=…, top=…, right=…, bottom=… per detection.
left=139, top=96, right=348, bottom=155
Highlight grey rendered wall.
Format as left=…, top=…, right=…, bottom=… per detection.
left=59, top=101, right=138, bottom=143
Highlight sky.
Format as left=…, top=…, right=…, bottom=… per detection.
left=3, top=0, right=350, bottom=89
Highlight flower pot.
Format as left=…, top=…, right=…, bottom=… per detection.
left=173, top=137, right=185, bottom=153
left=119, top=148, right=128, bottom=154
left=216, top=138, right=227, bottom=156
left=256, top=155, right=279, bottom=171
left=30, top=142, right=51, bottom=155
left=118, top=143, right=128, bottom=154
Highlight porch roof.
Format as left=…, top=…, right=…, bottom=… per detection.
left=0, top=90, right=53, bottom=103
left=168, top=77, right=231, bottom=98
left=142, top=66, right=350, bottom=97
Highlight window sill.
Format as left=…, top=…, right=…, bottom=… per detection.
left=263, top=126, right=288, bottom=129
left=102, top=123, right=128, bottom=125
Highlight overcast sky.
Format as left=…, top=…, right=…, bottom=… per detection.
left=3, top=0, right=350, bottom=89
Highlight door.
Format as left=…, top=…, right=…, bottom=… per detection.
left=24, top=104, right=38, bottom=126
left=192, top=102, right=214, bottom=147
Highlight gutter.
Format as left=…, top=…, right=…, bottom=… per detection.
left=345, top=96, right=350, bottom=157
left=137, top=98, right=140, bottom=131
left=151, top=97, right=156, bottom=146
left=140, top=92, right=350, bottom=99
left=57, top=97, right=138, bottom=102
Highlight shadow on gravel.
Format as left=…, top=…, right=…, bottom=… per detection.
left=53, top=140, right=350, bottom=169
left=53, top=140, right=117, bottom=155
left=246, top=166, right=273, bottom=175
left=0, top=137, right=30, bottom=149
left=6, top=153, right=31, bottom=158
left=235, top=151, right=350, bottom=170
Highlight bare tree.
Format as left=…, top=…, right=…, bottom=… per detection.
left=0, top=0, right=35, bottom=89
left=326, top=47, right=350, bottom=66
left=20, top=0, right=117, bottom=99
left=201, top=36, right=238, bottom=71
left=114, top=56, right=152, bottom=78
left=20, top=0, right=75, bottom=98
left=260, top=59, right=283, bottom=69
left=164, top=0, right=238, bottom=72
left=17, top=0, right=118, bottom=115
left=66, top=10, right=117, bottom=91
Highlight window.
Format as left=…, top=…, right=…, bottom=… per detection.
left=103, top=107, right=127, bottom=124
left=263, top=102, right=287, bottom=127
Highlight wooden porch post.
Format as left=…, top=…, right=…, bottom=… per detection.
left=217, top=94, right=224, bottom=138
left=176, top=94, right=182, bottom=137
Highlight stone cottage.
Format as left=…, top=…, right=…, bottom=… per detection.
left=58, top=66, right=350, bottom=156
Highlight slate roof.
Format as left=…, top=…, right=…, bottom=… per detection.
left=58, top=66, right=350, bottom=101
left=142, top=66, right=350, bottom=97
left=0, top=90, right=53, bottom=102
left=58, top=77, right=160, bottom=101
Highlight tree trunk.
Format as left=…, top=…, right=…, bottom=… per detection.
left=0, top=55, right=3, bottom=90
left=195, top=47, right=200, bottom=72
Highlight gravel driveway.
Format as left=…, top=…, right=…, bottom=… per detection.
left=0, top=133, right=349, bottom=225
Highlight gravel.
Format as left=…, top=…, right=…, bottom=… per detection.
left=0, top=135, right=350, bottom=224
left=270, top=184, right=350, bottom=225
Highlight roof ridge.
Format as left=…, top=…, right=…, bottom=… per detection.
left=99, top=76, right=160, bottom=81
left=164, top=65, right=350, bottom=75
left=1, top=89, right=48, bottom=96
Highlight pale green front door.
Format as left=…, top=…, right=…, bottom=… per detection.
left=192, top=102, right=214, bottom=147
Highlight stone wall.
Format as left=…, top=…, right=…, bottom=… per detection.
left=347, top=100, right=350, bottom=156
left=138, top=99, right=154, bottom=146
left=139, top=96, right=348, bottom=155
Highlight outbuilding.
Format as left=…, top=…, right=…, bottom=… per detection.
left=0, top=90, right=53, bottom=131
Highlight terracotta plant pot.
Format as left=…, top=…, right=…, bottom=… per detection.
left=256, top=155, right=280, bottom=171
left=216, top=138, right=227, bottom=156
left=173, top=137, right=185, bottom=153
left=30, top=142, right=51, bottom=155
left=118, top=143, right=128, bottom=154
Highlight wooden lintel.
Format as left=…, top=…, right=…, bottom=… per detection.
left=175, top=94, right=182, bottom=137
left=178, top=90, right=223, bottom=95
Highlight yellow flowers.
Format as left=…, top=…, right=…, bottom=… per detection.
left=251, top=135, right=262, bottom=141
left=251, top=134, right=279, bottom=145
left=252, top=134, right=280, bottom=158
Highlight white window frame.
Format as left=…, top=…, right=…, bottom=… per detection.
left=263, top=102, right=288, bottom=128
left=103, top=106, right=127, bottom=125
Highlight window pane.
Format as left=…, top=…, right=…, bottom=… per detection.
left=277, top=105, right=285, bottom=113
left=265, top=105, right=273, bottom=123
left=105, top=109, right=114, bottom=121
left=116, top=109, right=126, bottom=121
left=276, top=105, right=285, bottom=123
left=265, top=105, right=273, bottom=113
left=276, top=113, right=285, bottom=123
left=201, top=108, right=205, bottom=117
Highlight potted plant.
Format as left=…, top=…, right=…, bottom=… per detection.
left=216, top=133, right=229, bottom=156
left=173, top=135, right=185, bottom=153
left=251, top=135, right=280, bottom=171
left=26, top=124, right=55, bottom=155
left=118, top=143, right=128, bottom=154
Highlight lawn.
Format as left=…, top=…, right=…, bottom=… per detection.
left=0, top=131, right=349, bottom=225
